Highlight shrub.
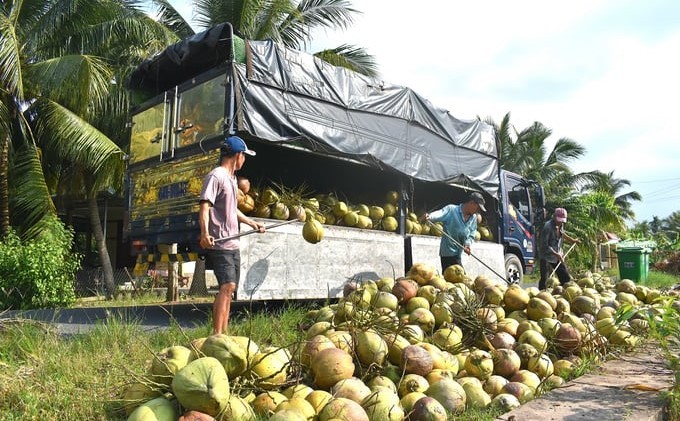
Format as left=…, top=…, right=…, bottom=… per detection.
left=0, top=217, right=81, bottom=309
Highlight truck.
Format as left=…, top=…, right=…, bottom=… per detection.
left=124, top=23, right=545, bottom=299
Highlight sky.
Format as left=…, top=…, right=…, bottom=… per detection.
left=168, top=0, right=680, bottom=223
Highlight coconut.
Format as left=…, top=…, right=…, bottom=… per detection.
left=150, top=345, right=193, bottom=385
left=384, top=333, right=411, bottom=365
left=514, top=343, right=539, bottom=369
left=251, top=391, right=288, bottom=416
left=553, top=359, right=575, bottom=377
left=615, top=279, right=637, bottom=294
left=511, top=369, right=542, bottom=393
left=443, top=264, right=466, bottom=283
left=527, top=354, right=554, bottom=378
left=221, top=395, right=256, bottom=420
left=200, top=334, right=249, bottom=379
left=326, top=330, right=354, bottom=353
left=275, top=397, right=316, bottom=420
left=517, top=329, right=548, bottom=353
left=516, top=319, right=542, bottom=338
left=381, top=216, right=398, bottom=231
left=409, top=307, right=436, bottom=333
left=270, top=202, right=290, bottom=220
left=306, top=390, right=333, bottom=414
left=318, top=397, right=369, bottom=421
left=476, top=307, right=498, bottom=331
left=535, top=291, right=558, bottom=310
left=488, top=331, right=516, bottom=350
left=503, top=284, right=530, bottom=311
left=401, top=345, right=434, bottom=377
left=409, top=396, right=447, bottom=421
left=416, top=284, right=437, bottom=304
left=402, top=324, right=426, bottom=344
left=127, top=396, right=178, bottom=421
left=491, top=348, right=521, bottom=378
left=464, top=350, right=494, bottom=380
left=237, top=192, right=255, bottom=214
left=299, top=335, right=335, bottom=367
left=121, top=382, right=161, bottom=416
left=537, top=317, right=561, bottom=339
left=408, top=262, right=436, bottom=285
left=431, top=327, right=463, bottom=353
left=555, top=297, right=571, bottom=315
left=355, top=330, right=389, bottom=367
left=392, top=278, right=419, bottom=303
left=526, top=297, right=555, bottom=321
left=367, top=375, right=398, bottom=393
left=250, top=347, right=291, bottom=390
left=302, top=219, right=324, bottom=244
left=571, top=295, right=599, bottom=316
left=426, top=369, right=457, bottom=385
left=462, top=380, right=491, bottom=409
left=311, top=348, right=355, bottom=390
left=397, top=373, right=429, bottom=397
left=374, top=291, right=399, bottom=310
left=554, top=323, right=582, bottom=354
left=496, top=318, right=519, bottom=336
left=178, top=410, right=215, bottom=421
left=425, top=378, right=467, bottom=413
left=268, top=409, right=306, bottom=421
left=361, top=389, right=404, bottom=420
left=483, top=375, right=509, bottom=397
left=282, top=384, right=314, bottom=400
left=500, top=381, right=534, bottom=403
left=482, top=285, right=505, bottom=306
left=406, top=296, right=431, bottom=312
left=431, top=302, right=454, bottom=327
left=171, top=357, right=230, bottom=417
left=490, top=393, right=521, bottom=411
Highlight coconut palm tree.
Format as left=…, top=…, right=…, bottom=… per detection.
left=581, top=170, right=641, bottom=221
left=158, top=0, right=379, bottom=76
left=0, top=0, right=176, bottom=297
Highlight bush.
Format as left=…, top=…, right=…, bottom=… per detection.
left=0, top=217, right=81, bottom=309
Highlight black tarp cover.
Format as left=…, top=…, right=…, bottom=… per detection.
left=234, top=40, right=499, bottom=198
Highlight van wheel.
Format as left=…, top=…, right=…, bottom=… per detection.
left=505, top=254, right=523, bottom=285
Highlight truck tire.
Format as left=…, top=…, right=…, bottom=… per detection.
left=505, top=254, right=523, bottom=285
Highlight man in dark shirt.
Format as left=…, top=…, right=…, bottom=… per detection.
left=538, top=208, right=580, bottom=290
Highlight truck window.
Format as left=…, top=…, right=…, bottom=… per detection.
left=175, top=75, right=225, bottom=148
left=129, top=102, right=165, bottom=164
left=506, top=179, right=531, bottom=223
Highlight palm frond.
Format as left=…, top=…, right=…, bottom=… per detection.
left=314, top=44, right=379, bottom=77
left=148, top=0, right=195, bottom=38
left=0, top=13, right=23, bottom=99
left=194, top=0, right=251, bottom=31
left=31, top=99, right=124, bottom=175
left=10, top=142, right=56, bottom=241
left=280, top=0, right=357, bottom=48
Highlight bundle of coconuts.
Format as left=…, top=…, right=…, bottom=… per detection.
left=120, top=263, right=668, bottom=420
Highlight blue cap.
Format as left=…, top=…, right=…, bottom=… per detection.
left=222, top=135, right=256, bottom=156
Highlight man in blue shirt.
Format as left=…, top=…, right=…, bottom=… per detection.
left=424, top=192, right=486, bottom=273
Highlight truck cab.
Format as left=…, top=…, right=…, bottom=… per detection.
left=499, top=169, right=545, bottom=283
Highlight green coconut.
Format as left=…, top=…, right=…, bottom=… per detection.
left=425, top=378, right=467, bottom=414
left=127, top=396, right=177, bottom=421
left=150, top=345, right=193, bottom=385
left=361, top=389, right=404, bottom=420
left=355, top=330, right=389, bottom=367
left=250, top=347, right=291, bottom=390
left=200, top=334, right=249, bottom=379
left=302, top=219, right=324, bottom=244
left=171, top=357, right=230, bottom=416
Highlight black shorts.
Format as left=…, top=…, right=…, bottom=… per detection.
left=206, top=249, right=241, bottom=286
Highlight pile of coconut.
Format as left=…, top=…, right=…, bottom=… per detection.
left=120, top=263, right=669, bottom=420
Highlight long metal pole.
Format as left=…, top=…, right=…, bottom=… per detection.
left=548, top=242, right=577, bottom=279
left=214, top=218, right=299, bottom=242
left=425, top=220, right=509, bottom=284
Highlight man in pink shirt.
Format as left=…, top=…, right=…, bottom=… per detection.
left=199, top=135, right=265, bottom=334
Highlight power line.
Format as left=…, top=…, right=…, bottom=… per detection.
left=635, top=176, right=680, bottom=184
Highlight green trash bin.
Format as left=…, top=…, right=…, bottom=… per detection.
left=615, top=247, right=650, bottom=282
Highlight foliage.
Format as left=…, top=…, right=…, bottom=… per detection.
left=644, top=300, right=680, bottom=420
left=187, top=0, right=379, bottom=76
left=0, top=216, right=80, bottom=309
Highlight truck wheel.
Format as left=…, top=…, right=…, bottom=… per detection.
left=505, top=254, right=523, bottom=285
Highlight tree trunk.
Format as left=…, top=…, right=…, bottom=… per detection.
left=0, top=134, right=9, bottom=238
left=87, top=192, right=116, bottom=299
left=189, top=257, right=209, bottom=296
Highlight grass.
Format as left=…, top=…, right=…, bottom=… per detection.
left=0, top=303, right=312, bottom=420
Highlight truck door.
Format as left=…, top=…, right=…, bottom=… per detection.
left=503, top=173, right=536, bottom=273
